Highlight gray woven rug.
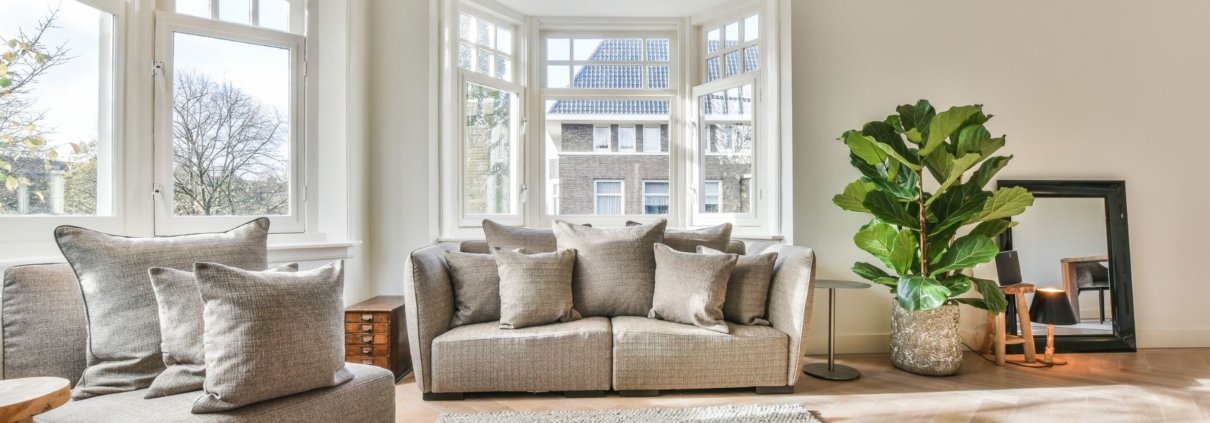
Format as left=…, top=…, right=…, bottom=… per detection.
left=436, top=404, right=822, bottom=423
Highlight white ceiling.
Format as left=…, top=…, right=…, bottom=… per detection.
left=494, top=0, right=732, bottom=17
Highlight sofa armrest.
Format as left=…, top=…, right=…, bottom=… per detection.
left=403, top=242, right=460, bottom=394
left=749, top=242, right=817, bottom=386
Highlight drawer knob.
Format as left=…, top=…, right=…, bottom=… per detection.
left=361, top=347, right=372, bottom=355
left=360, top=313, right=374, bottom=322
left=361, top=335, right=373, bottom=343
left=360, top=324, right=373, bottom=332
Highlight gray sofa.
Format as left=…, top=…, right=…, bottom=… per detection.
left=1, top=263, right=396, bottom=423
left=404, top=240, right=817, bottom=400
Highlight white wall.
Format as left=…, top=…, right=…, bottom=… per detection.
left=792, top=0, right=1210, bottom=351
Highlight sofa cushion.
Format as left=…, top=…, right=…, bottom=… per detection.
left=611, top=316, right=789, bottom=390
left=482, top=220, right=558, bottom=253
left=627, top=222, right=733, bottom=253
left=34, top=363, right=394, bottom=423
left=553, top=219, right=666, bottom=317
left=495, top=248, right=581, bottom=329
left=145, top=264, right=298, bottom=399
left=192, top=261, right=352, bottom=413
left=699, top=246, right=778, bottom=326
left=430, top=317, right=612, bottom=393
left=54, top=218, right=270, bottom=400
left=649, top=244, right=736, bottom=333
left=2, top=264, right=86, bottom=385
left=443, top=251, right=501, bottom=327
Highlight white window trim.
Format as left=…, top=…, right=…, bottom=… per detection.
left=642, top=124, right=662, bottom=153
left=593, top=179, right=624, bottom=215
left=691, top=73, right=762, bottom=227
left=703, top=179, right=721, bottom=213
left=642, top=180, right=669, bottom=215
left=152, top=10, right=307, bottom=235
left=618, top=125, right=636, bottom=153
left=458, top=9, right=517, bottom=82
left=592, top=125, right=611, bottom=152
left=456, top=72, right=525, bottom=226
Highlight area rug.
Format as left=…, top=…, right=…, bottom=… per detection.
left=436, top=404, right=822, bottom=423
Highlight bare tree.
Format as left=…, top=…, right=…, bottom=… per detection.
left=171, top=70, right=290, bottom=216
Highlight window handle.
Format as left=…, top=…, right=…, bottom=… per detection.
left=689, top=187, right=698, bottom=205
left=520, top=183, right=528, bottom=204
left=520, top=118, right=528, bottom=135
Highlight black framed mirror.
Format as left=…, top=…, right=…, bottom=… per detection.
left=997, top=180, right=1136, bottom=353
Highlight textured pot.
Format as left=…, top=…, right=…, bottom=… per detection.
left=890, top=301, right=963, bottom=376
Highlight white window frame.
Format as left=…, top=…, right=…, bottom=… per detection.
left=456, top=73, right=525, bottom=225
left=593, top=179, right=624, bottom=215
left=593, top=125, right=611, bottom=152
left=703, top=179, right=721, bottom=213
left=691, top=74, right=760, bottom=226
left=170, top=0, right=305, bottom=35
left=642, top=124, right=662, bottom=153
left=642, top=180, right=669, bottom=215
left=458, top=9, right=517, bottom=82
left=152, top=9, right=307, bottom=234
left=618, top=125, right=636, bottom=153
left=701, top=11, right=760, bottom=82
left=0, top=0, right=127, bottom=244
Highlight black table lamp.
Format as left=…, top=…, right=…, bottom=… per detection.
left=1029, top=288, right=1079, bottom=365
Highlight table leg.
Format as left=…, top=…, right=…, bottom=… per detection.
left=804, top=288, right=861, bottom=381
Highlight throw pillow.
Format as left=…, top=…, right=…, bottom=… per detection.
left=482, top=220, right=590, bottom=253
left=626, top=221, right=733, bottom=253
left=553, top=219, right=666, bottom=317
left=494, top=248, right=581, bottom=329
left=192, top=261, right=352, bottom=413
left=699, top=246, right=778, bottom=326
left=649, top=243, right=738, bottom=333
left=53, top=218, right=270, bottom=400
left=144, top=263, right=299, bottom=399
left=443, top=251, right=502, bottom=327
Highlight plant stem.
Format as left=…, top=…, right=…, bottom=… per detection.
left=917, top=169, right=929, bottom=275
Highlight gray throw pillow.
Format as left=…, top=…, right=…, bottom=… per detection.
left=192, top=261, right=352, bottom=413
left=553, top=219, right=666, bottom=317
left=650, top=243, right=738, bottom=333
left=482, top=220, right=590, bottom=253
left=626, top=221, right=733, bottom=253
left=494, top=248, right=581, bottom=329
left=699, top=246, right=778, bottom=326
left=144, top=263, right=299, bottom=399
left=53, top=218, right=270, bottom=400
left=443, top=251, right=501, bottom=327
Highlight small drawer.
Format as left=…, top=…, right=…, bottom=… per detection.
left=346, top=355, right=389, bottom=368
left=345, top=333, right=389, bottom=345
left=346, top=345, right=389, bottom=357
left=345, top=323, right=389, bottom=333
left=345, top=312, right=390, bottom=323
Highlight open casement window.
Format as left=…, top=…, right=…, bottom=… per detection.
left=0, top=0, right=125, bottom=240
left=153, top=3, right=307, bottom=234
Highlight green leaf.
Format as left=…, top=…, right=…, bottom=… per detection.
left=897, top=100, right=935, bottom=136
left=930, top=183, right=991, bottom=235
left=864, top=121, right=921, bottom=170
left=862, top=191, right=919, bottom=229
left=962, top=108, right=992, bottom=126
left=920, top=106, right=980, bottom=158
left=5, top=175, right=16, bottom=191
left=979, top=136, right=1006, bottom=158
left=954, top=124, right=991, bottom=157
left=889, top=229, right=917, bottom=275
left=852, top=262, right=897, bottom=287
left=924, top=148, right=954, bottom=182
left=969, top=219, right=1017, bottom=239
left=0, top=78, right=9, bottom=88
left=886, top=115, right=904, bottom=133
left=833, top=180, right=877, bottom=213
left=931, top=234, right=999, bottom=276
left=850, top=154, right=919, bottom=201
left=0, top=161, right=10, bottom=172
left=966, top=186, right=1036, bottom=224
left=938, top=274, right=973, bottom=295
left=952, top=298, right=990, bottom=310
left=843, top=130, right=888, bottom=166
left=970, top=155, right=1012, bottom=188
left=897, top=275, right=951, bottom=311
left=926, top=153, right=982, bottom=205
left=971, top=277, right=1008, bottom=315
left=854, top=220, right=898, bottom=267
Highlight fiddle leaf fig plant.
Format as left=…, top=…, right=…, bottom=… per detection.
left=834, top=100, right=1034, bottom=315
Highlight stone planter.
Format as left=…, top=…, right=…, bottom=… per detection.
left=890, top=301, right=962, bottom=376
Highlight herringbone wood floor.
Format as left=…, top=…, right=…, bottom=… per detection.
left=394, top=349, right=1210, bottom=422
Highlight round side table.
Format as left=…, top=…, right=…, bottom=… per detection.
left=0, top=377, right=70, bottom=423
left=803, top=279, right=870, bottom=381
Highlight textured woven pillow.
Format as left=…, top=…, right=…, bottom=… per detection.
left=494, top=248, right=581, bottom=329
left=144, top=263, right=299, bottom=399
left=699, top=246, right=778, bottom=326
left=482, top=220, right=590, bottom=253
left=192, top=261, right=352, bottom=413
left=553, top=219, right=666, bottom=317
left=443, top=251, right=502, bottom=327
left=626, top=221, right=733, bottom=253
left=53, top=218, right=270, bottom=400
left=649, top=243, right=738, bottom=333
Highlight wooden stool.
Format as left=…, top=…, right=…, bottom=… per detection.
left=981, top=283, right=1038, bottom=366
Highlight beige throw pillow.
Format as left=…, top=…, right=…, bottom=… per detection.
left=626, top=221, right=733, bottom=253
left=443, top=251, right=502, bottom=327
left=553, top=219, right=667, bottom=317
left=699, top=246, right=778, bottom=326
left=494, top=248, right=581, bottom=329
left=649, top=243, right=738, bottom=333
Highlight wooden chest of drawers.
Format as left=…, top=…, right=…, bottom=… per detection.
left=344, top=296, right=411, bottom=380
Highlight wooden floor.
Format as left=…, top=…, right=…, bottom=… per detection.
left=394, top=349, right=1210, bottom=422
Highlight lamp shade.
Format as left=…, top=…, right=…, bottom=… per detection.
left=1029, top=289, right=1079, bottom=326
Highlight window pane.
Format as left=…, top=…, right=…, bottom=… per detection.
left=724, top=21, right=739, bottom=48
left=463, top=82, right=517, bottom=215
left=477, top=49, right=492, bottom=75
left=744, top=15, right=759, bottom=42
left=177, top=0, right=212, bottom=18
left=258, top=0, right=290, bottom=32
left=706, top=28, right=720, bottom=53
left=458, top=43, right=473, bottom=70
left=546, top=65, right=570, bottom=88
left=477, top=20, right=494, bottom=48
left=646, top=39, right=669, bottom=61
left=0, top=1, right=114, bottom=216
left=219, top=0, right=251, bottom=24
left=706, top=57, right=721, bottom=82
left=619, top=127, right=635, bottom=152
left=459, top=13, right=474, bottom=41
left=171, top=33, right=291, bottom=216
left=725, top=51, right=740, bottom=78
left=497, top=27, right=513, bottom=55
left=745, top=46, right=759, bottom=73
left=700, top=86, right=754, bottom=214
left=571, top=65, right=642, bottom=89
left=643, top=182, right=669, bottom=215
left=647, top=66, right=669, bottom=89
left=596, top=181, right=622, bottom=194
left=495, top=56, right=511, bottom=81
left=575, top=39, right=640, bottom=61
left=546, top=100, right=670, bottom=215
left=547, top=38, right=570, bottom=61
